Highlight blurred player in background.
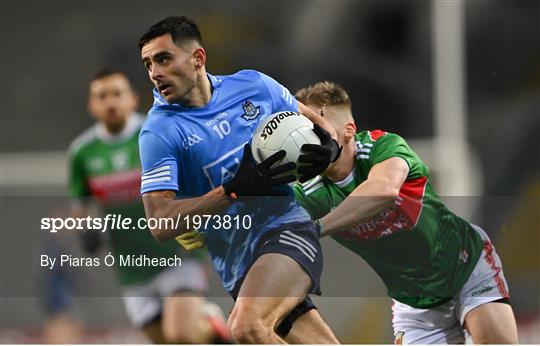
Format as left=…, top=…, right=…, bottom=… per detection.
left=137, top=15, right=339, bottom=344
left=68, top=69, right=229, bottom=343
left=40, top=209, right=83, bottom=344
left=293, top=81, right=518, bottom=344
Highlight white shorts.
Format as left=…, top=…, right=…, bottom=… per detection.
left=121, top=259, right=208, bottom=328
left=392, top=225, right=510, bottom=344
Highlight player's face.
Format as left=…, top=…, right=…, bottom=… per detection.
left=88, top=74, right=137, bottom=132
left=141, top=34, right=199, bottom=104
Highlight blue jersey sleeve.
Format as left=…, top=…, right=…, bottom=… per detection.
left=139, top=130, right=180, bottom=194
left=256, top=72, right=298, bottom=113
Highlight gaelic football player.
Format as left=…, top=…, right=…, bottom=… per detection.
left=68, top=69, right=229, bottom=343
left=137, top=15, right=339, bottom=343
left=293, top=81, right=518, bottom=344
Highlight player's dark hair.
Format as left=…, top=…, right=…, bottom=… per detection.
left=89, top=68, right=135, bottom=95
left=138, top=15, right=204, bottom=50
left=295, top=81, right=351, bottom=109
left=90, top=68, right=132, bottom=85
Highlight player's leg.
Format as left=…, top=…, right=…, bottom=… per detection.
left=122, top=292, right=164, bottom=343
left=229, top=253, right=309, bottom=344
left=391, top=299, right=466, bottom=344
left=122, top=278, right=170, bottom=343
left=459, top=225, right=518, bottom=344
left=284, top=308, right=338, bottom=344
left=463, top=301, right=518, bottom=344
left=42, top=312, right=84, bottom=344
left=141, top=320, right=167, bottom=344
left=141, top=293, right=230, bottom=344
left=229, top=222, right=335, bottom=344
left=157, top=259, right=230, bottom=343
left=161, top=293, right=214, bottom=343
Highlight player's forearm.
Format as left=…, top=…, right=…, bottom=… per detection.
left=143, top=187, right=230, bottom=242
left=319, top=180, right=398, bottom=237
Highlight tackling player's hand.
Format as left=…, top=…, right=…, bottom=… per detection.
left=314, top=219, right=325, bottom=238
left=223, top=144, right=296, bottom=197
left=176, top=230, right=206, bottom=251
left=297, top=124, right=342, bottom=183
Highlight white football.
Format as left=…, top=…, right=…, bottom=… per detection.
left=251, top=111, right=321, bottom=174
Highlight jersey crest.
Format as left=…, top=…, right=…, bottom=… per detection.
left=241, top=99, right=261, bottom=120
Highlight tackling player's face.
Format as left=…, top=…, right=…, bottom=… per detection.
left=141, top=34, right=203, bottom=104
left=88, top=74, right=138, bottom=133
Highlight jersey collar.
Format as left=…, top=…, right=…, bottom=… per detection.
left=334, top=167, right=356, bottom=188
left=207, top=73, right=222, bottom=89
left=95, top=113, right=143, bottom=144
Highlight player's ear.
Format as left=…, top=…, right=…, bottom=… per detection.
left=342, top=122, right=356, bottom=142
left=193, top=47, right=206, bottom=69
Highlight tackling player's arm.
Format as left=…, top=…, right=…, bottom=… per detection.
left=319, top=157, right=409, bottom=237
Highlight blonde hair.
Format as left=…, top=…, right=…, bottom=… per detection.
left=295, top=81, right=351, bottom=108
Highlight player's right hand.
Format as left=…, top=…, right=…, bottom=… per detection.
left=176, top=230, right=206, bottom=251
left=223, top=144, right=296, bottom=197
left=298, top=124, right=342, bottom=183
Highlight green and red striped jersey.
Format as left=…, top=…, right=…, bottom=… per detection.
left=68, top=114, right=187, bottom=285
left=294, top=130, right=483, bottom=308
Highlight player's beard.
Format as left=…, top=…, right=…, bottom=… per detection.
left=104, top=114, right=128, bottom=135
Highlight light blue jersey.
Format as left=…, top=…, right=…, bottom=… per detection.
left=139, top=70, right=311, bottom=293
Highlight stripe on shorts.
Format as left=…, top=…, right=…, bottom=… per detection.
left=483, top=241, right=510, bottom=298
left=278, top=231, right=317, bottom=262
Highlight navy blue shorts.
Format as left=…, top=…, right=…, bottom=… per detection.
left=254, top=221, right=323, bottom=296
left=232, top=221, right=323, bottom=336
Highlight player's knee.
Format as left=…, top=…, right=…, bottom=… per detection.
left=229, top=319, right=267, bottom=344
left=466, top=303, right=519, bottom=344
left=229, top=310, right=270, bottom=343
left=469, top=321, right=519, bottom=345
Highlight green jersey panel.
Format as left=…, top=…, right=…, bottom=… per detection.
left=367, top=131, right=426, bottom=179
left=69, top=148, right=89, bottom=197
left=68, top=115, right=190, bottom=286
left=294, top=130, right=483, bottom=308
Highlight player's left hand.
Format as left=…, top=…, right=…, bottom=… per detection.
left=298, top=124, right=342, bottom=183
left=175, top=230, right=206, bottom=251
left=223, top=144, right=296, bottom=197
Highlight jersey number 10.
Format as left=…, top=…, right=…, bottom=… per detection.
left=212, top=120, right=231, bottom=139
